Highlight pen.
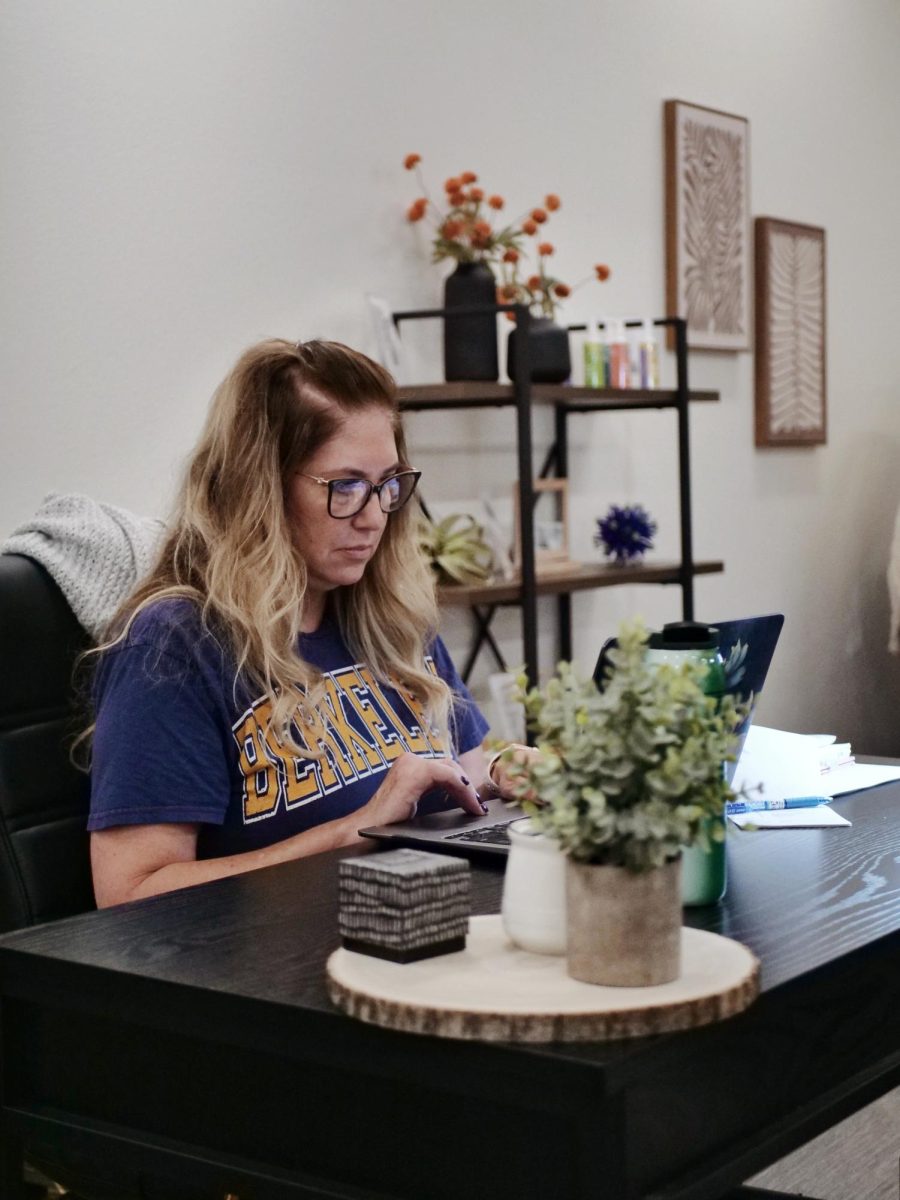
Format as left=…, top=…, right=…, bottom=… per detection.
left=726, top=796, right=832, bottom=814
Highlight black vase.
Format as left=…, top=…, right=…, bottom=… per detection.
left=507, top=316, right=571, bottom=384
left=443, top=261, right=499, bottom=382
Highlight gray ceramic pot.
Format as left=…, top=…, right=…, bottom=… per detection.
left=565, top=856, right=682, bottom=987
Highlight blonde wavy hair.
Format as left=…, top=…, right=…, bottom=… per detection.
left=92, top=338, right=450, bottom=757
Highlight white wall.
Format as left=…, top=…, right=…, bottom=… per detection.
left=3, top=0, right=900, bottom=750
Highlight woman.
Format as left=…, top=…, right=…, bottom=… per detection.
left=88, top=338, right=523, bottom=907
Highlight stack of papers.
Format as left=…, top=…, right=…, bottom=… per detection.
left=729, top=727, right=900, bottom=829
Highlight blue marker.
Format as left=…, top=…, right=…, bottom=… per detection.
left=726, top=796, right=832, bottom=814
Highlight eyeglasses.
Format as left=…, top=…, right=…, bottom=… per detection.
left=297, top=469, right=422, bottom=519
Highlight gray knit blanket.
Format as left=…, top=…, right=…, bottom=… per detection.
left=2, top=492, right=166, bottom=640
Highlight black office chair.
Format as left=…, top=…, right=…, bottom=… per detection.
left=0, top=553, right=94, bottom=931
left=0, top=554, right=223, bottom=1200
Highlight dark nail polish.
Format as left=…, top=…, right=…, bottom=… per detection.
left=461, top=775, right=470, bottom=786
left=480, top=802, right=490, bottom=814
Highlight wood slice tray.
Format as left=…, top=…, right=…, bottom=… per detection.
left=326, top=915, right=760, bottom=1043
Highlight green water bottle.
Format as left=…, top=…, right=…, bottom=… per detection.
left=646, top=621, right=727, bottom=906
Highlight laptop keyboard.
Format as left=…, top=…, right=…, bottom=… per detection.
left=444, top=821, right=512, bottom=847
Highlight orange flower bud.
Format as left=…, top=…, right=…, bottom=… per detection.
left=531, top=208, right=548, bottom=224
left=444, top=177, right=461, bottom=193
left=488, top=194, right=504, bottom=209
left=473, top=220, right=491, bottom=238
left=527, top=275, right=542, bottom=291
left=595, top=263, right=611, bottom=281
left=449, top=190, right=466, bottom=206
left=545, top=193, right=561, bottom=211
left=553, top=283, right=571, bottom=298
left=500, top=283, right=518, bottom=300
left=502, top=249, right=519, bottom=263
left=442, top=219, right=463, bottom=239
left=404, top=153, right=422, bottom=170
left=522, top=219, right=538, bottom=236
left=538, top=242, right=554, bottom=256
left=406, top=200, right=427, bottom=222
left=460, top=171, right=478, bottom=184
left=469, top=187, right=484, bottom=202
left=505, top=311, right=517, bottom=322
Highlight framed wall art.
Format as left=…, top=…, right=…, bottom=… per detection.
left=665, top=100, right=750, bottom=351
left=754, top=218, right=826, bottom=447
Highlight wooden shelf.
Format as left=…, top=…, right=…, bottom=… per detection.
left=397, top=382, right=719, bottom=412
left=438, top=560, right=724, bottom=607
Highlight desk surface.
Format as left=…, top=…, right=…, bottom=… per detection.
left=3, top=781, right=900, bottom=1199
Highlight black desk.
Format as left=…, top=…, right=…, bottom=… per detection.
left=3, top=782, right=900, bottom=1200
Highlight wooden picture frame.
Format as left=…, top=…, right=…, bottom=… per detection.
left=754, top=218, right=826, bottom=447
left=512, top=479, right=576, bottom=576
left=665, top=100, right=751, bottom=351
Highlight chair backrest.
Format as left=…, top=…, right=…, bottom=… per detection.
left=0, top=553, right=95, bottom=931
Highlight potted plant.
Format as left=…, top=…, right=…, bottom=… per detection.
left=501, top=618, right=747, bottom=987
left=418, top=512, right=493, bottom=586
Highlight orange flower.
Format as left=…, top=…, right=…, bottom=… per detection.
left=460, top=171, right=478, bottom=184
left=531, top=208, right=548, bottom=224
left=522, top=219, right=538, bottom=235
left=442, top=218, right=463, bottom=239
left=404, top=153, right=422, bottom=170
left=527, top=275, right=542, bottom=291
left=406, top=199, right=427, bottom=222
left=488, top=194, right=504, bottom=209
left=553, top=283, right=571, bottom=298
left=505, top=311, right=517, bottom=322
left=500, top=283, right=518, bottom=300
left=448, top=189, right=466, bottom=206
left=595, top=263, right=611, bottom=281
left=502, top=249, right=519, bottom=263
left=538, top=242, right=554, bottom=256
left=444, top=176, right=461, bottom=193
left=473, top=220, right=491, bottom=238
left=545, top=193, right=561, bottom=211
left=469, top=187, right=484, bottom=202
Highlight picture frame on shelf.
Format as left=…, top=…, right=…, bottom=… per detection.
left=365, top=293, right=411, bottom=384
left=512, top=479, right=578, bottom=577
left=664, top=100, right=751, bottom=352
left=754, top=218, right=827, bottom=447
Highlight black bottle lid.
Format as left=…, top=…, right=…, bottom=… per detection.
left=647, top=621, right=720, bottom=651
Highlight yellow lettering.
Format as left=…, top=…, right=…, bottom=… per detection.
left=342, top=669, right=407, bottom=763
left=233, top=703, right=282, bottom=820
left=322, top=672, right=384, bottom=773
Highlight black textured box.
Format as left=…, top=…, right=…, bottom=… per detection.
left=338, top=849, right=470, bottom=961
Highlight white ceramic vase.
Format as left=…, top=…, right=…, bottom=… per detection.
left=501, top=817, right=567, bottom=955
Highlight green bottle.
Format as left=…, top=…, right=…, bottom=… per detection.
left=583, top=318, right=605, bottom=388
left=646, top=622, right=727, bottom=906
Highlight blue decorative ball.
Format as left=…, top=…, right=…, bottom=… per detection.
left=595, top=504, right=657, bottom=565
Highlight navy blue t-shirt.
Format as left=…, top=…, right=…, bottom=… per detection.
left=88, top=599, right=489, bottom=858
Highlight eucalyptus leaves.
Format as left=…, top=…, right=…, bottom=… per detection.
left=505, top=619, right=748, bottom=872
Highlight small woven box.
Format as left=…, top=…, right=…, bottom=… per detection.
left=338, top=850, right=471, bottom=963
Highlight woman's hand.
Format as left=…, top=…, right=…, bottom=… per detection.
left=487, top=743, right=543, bottom=803
left=355, top=752, right=486, bottom=828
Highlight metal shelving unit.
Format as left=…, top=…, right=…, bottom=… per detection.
left=393, top=308, right=722, bottom=686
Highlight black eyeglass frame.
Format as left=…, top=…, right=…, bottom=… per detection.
left=297, top=469, right=422, bottom=519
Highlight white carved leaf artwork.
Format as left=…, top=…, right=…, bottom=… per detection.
left=767, top=231, right=823, bottom=434
left=681, top=120, right=744, bottom=336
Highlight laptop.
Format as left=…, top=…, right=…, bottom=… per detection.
left=359, top=614, right=784, bottom=858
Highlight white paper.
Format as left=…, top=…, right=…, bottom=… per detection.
left=731, top=726, right=823, bottom=806
left=819, top=762, right=900, bottom=797
left=729, top=806, right=851, bottom=829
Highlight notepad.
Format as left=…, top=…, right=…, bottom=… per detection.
left=728, top=806, right=851, bottom=830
